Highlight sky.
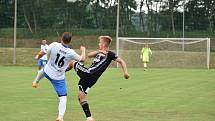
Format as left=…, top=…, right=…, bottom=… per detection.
left=134, top=0, right=186, bottom=13
left=135, top=0, right=148, bottom=13
left=75, top=0, right=185, bottom=13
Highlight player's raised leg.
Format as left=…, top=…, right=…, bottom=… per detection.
left=65, top=60, right=76, bottom=72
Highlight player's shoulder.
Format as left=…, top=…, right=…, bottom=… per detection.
left=51, top=42, right=59, bottom=45
left=46, top=42, right=60, bottom=51
left=49, top=42, right=60, bottom=47
left=108, top=50, right=118, bottom=60
left=68, top=48, right=74, bottom=52
left=67, top=48, right=77, bottom=55
left=108, top=50, right=116, bottom=54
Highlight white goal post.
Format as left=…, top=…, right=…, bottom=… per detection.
left=116, top=37, right=210, bottom=69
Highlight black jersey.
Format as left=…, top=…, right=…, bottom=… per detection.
left=88, top=51, right=117, bottom=77
left=74, top=51, right=117, bottom=81
left=74, top=50, right=118, bottom=93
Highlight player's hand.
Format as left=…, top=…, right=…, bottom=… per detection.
left=124, top=73, right=129, bottom=79
left=32, top=81, right=38, bottom=88
left=35, top=55, right=39, bottom=60
left=80, top=46, right=86, bottom=51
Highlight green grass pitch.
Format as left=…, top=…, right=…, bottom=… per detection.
left=0, top=66, right=215, bottom=121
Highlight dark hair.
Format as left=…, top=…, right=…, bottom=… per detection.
left=62, top=32, right=72, bottom=44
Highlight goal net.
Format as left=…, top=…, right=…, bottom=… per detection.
left=117, top=37, right=210, bottom=69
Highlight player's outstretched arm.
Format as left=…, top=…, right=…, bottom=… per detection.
left=87, top=51, right=99, bottom=58
left=80, top=46, right=86, bottom=62
left=116, top=57, right=129, bottom=79
left=149, top=48, right=152, bottom=55
left=88, top=50, right=108, bottom=58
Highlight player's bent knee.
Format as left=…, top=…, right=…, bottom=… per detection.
left=70, top=60, right=76, bottom=66
left=78, top=97, right=85, bottom=104
left=78, top=94, right=86, bottom=103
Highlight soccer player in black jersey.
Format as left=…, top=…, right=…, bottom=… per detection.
left=67, top=35, right=129, bottom=121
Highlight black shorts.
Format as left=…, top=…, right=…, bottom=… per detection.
left=74, top=62, right=98, bottom=95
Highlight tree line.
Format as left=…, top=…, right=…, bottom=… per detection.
left=0, top=0, right=214, bottom=37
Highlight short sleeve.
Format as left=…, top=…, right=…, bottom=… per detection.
left=46, top=42, right=57, bottom=54
left=41, top=45, right=49, bottom=53
left=70, top=49, right=81, bottom=61
left=141, top=48, right=144, bottom=53
left=108, top=51, right=118, bottom=61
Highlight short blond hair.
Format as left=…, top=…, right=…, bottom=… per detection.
left=99, top=35, right=112, bottom=45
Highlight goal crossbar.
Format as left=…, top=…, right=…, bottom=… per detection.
left=116, top=37, right=210, bottom=69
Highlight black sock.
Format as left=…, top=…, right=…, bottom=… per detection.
left=81, top=101, right=92, bottom=117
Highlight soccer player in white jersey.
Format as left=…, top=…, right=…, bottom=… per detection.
left=37, top=39, right=49, bottom=70
left=33, top=39, right=49, bottom=88
left=32, top=32, right=86, bottom=121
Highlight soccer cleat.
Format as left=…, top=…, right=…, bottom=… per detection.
left=32, top=81, right=38, bottom=88
left=56, top=117, right=64, bottom=121
left=86, top=117, right=95, bottom=121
